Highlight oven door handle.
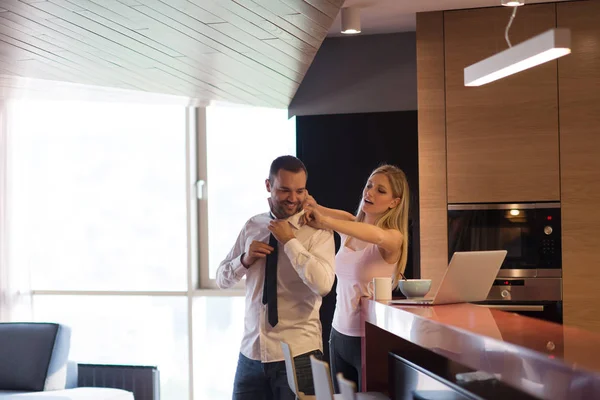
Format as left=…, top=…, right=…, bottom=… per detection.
left=481, top=305, right=545, bottom=312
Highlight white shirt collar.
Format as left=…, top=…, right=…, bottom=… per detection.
left=287, top=210, right=305, bottom=230
left=270, top=210, right=305, bottom=230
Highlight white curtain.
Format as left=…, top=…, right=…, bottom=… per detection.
left=0, top=101, right=32, bottom=321
left=0, top=101, right=9, bottom=321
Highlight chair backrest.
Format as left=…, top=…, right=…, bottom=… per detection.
left=310, top=355, right=335, bottom=400
left=280, top=341, right=300, bottom=397
left=336, top=373, right=357, bottom=400
left=0, top=322, right=71, bottom=392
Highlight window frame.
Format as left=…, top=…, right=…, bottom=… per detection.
left=195, top=107, right=245, bottom=291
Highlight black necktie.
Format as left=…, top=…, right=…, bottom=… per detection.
left=262, top=232, right=279, bottom=327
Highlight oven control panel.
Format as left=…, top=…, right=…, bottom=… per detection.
left=542, top=238, right=557, bottom=255
left=493, top=279, right=525, bottom=286
left=487, top=278, right=562, bottom=301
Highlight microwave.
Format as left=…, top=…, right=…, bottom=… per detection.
left=448, top=203, right=561, bottom=275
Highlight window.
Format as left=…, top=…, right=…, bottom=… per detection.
left=192, top=296, right=245, bottom=399
left=7, top=99, right=190, bottom=399
left=204, top=104, right=296, bottom=281
left=8, top=100, right=188, bottom=291
left=5, top=99, right=296, bottom=399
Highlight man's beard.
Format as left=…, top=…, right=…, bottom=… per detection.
left=271, top=201, right=301, bottom=219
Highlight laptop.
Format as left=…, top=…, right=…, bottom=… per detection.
left=390, top=250, right=507, bottom=305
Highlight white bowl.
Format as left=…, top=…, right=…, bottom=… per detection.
left=398, top=279, right=432, bottom=298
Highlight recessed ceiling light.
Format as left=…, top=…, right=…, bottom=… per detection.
left=502, top=0, right=525, bottom=6
left=341, top=7, right=361, bottom=35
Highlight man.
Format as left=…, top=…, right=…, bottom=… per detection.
left=217, top=155, right=335, bottom=399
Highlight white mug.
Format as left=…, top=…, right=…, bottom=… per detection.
left=368, top=277, right=392, bottom=301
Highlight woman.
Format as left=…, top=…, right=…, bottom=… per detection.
left=303, top=164, right=409, bottom=392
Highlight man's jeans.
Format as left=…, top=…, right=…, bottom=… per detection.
left=232, top=350, right=323, bottom=400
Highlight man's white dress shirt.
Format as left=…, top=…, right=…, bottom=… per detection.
left=217, top=211, right=335, bottom=363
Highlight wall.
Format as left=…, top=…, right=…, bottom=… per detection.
left=297, top=110, right=420, bottom=363
left=288, top=32, right=417, bottom=117
left=296, top=111, right=420, bottom=279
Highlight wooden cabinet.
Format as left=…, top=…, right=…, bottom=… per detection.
left=417, top=1, right=600, bottom=334
left=444, top=4, right=560, bottom=204
left=417, top=0, right=600, bottom=333
left=558, top=0, right=600, bottom=333
left=416, top=12, right=448, bottom=292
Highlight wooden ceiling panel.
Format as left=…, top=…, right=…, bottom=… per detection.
left=0, top=0, right=341, bottom=107
left=281, top=12, right=328, bottom=39
left=234, top=1, right=322, bottom=48
left=282, top=0, right=333, bottom=28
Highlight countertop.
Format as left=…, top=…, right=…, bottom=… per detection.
left=363, top=300, right=600, bottom=399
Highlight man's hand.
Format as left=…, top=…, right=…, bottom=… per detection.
left=242, top=240, right=275, bottom=268
left=268, top=220, right=295, bottom=244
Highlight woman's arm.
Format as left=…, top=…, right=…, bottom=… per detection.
left=322, top=216, right=403, bottom=254
left=315, top=205, right=355, bottom=221
left=304, top=204, right=403, bottom=255
left=303, top=194, right=355, bottom=221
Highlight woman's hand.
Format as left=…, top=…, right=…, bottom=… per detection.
left=302, top=191, right=318, bottom=210
left=303, top=204, right=328, bottom=230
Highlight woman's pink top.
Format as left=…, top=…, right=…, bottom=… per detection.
left=332, top=234, right=396, bottom=337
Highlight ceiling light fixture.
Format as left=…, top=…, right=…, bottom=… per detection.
left=341, top=7, right=361, bottom=35
left=501, top=0, right=524, bottom=6
left=464, top=2, right=571, bottom=87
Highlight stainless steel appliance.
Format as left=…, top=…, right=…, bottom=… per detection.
left=448, top=202, right=562, bottom=323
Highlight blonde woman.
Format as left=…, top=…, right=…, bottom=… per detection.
left=303, top=165, right=409, bottom=392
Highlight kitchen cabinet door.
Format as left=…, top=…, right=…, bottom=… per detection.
left=444, top=4, right=560, bottom=203
left=558, top=0, right=600, bottom=334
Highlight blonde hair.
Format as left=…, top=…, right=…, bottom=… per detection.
left=346, top=165, right=410, bottom=289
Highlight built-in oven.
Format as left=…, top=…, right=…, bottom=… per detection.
left=448, top=202, right=562, bottom=324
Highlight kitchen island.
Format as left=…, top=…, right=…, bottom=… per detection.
left=362, top=300, right=600, bottom=399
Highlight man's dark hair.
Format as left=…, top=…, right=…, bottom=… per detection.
left=268, top=155, right=307, bottom=184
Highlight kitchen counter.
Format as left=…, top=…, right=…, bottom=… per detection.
left=362, top=300, right=600, bottom=399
